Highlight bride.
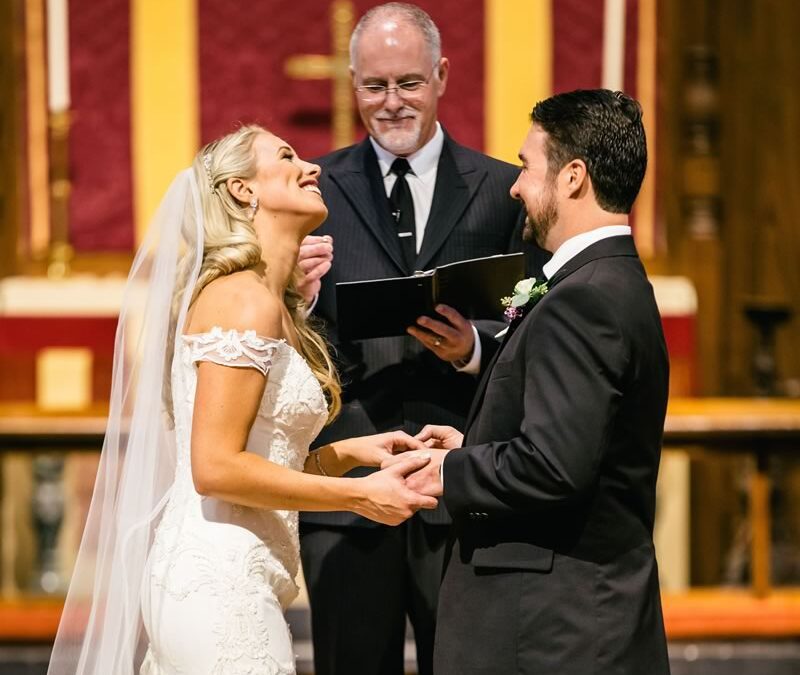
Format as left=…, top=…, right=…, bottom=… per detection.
left=47, top=125, right=437, bottom=675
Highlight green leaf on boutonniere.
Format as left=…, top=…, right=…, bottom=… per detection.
left=500, top=277, right=549, bottom=322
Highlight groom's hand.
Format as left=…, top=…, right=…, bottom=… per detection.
left=416, top=424, right=464, bottom=450
left=407, top=304, right=474, bottom=363
left=356, top=454, right=439, bottom=526
left=382, top=449, right=448, bottom=498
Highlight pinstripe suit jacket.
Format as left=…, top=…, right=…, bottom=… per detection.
left=302, top=132, right=547, bottom=527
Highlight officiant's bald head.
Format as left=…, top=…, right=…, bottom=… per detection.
left=348, top=3, right=449, bottom=156
left=350, top=3, right=441, bottom=67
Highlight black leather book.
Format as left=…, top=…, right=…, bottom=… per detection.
left=335, top=252, right=525, bottom=340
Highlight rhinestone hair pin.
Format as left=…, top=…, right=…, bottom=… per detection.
left=203, top=153, right=215, bottom=194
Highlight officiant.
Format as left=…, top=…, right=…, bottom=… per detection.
left=295, top=4, right=548, bottom=675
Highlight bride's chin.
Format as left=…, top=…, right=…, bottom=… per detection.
left=302, top=207, right=328, bottom=235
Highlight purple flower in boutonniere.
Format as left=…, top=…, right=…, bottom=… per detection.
left=500, top=277, right=549, bottom=323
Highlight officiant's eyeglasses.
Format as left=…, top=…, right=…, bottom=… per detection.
left=354, top=66, right=438, bottom=103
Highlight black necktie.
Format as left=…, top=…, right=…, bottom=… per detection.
left=388, top=158, right=416, bottom=270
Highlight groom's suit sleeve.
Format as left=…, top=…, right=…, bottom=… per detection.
left=442, top=281, right=629, bottom=518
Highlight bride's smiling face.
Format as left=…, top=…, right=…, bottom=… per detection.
left=248, top=133, right=328, bottom=231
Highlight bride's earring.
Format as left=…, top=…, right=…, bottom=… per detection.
left=249, top=196, right=258, bottom=219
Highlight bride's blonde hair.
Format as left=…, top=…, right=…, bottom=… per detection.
left=181, top=124, right=340, bottom=420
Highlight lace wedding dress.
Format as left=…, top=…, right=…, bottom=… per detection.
left=139, top=327, right=328, bottom=675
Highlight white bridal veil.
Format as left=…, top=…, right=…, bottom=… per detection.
left=47, top=168, right=205, bottom=674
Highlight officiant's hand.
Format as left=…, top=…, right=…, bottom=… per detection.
left=355, top=455, right=439, bottom=525
left=297, top=234, right=333, bottom=305
left=381, top=449, right=447, bottom=497
left=333, top=431, right=427, bottom=472
left=407, top=304, right=475, bottom=363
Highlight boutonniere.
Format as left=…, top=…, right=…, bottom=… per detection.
left=495, top=277, right=549, bottom=338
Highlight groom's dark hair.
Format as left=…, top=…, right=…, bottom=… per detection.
left=531, top=89, right=647, bottom=214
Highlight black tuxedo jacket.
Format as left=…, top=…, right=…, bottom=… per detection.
left=434, top=236, right=671, bottom=674
left=302, top=133, right=548, bottom=527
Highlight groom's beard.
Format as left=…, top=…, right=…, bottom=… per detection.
left=522, top=182, right=558, bottom=248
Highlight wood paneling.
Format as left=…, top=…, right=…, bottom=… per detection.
left=657, top=0, right=800, bottom=585
left=718, top=0, right=800, bottom=396
left=658, top=0, right=800, bottom=395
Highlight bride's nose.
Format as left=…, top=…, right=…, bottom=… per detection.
left=302, top=161, right=321, bottom=178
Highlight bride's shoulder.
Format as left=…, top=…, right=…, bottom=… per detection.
left=187, top=272, right=282, bottom=339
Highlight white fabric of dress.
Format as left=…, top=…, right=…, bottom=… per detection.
left=139, top=327, right=328, bottom=675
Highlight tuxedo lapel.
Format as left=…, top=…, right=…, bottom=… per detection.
left=463, top=318, right=522, bottom=436
left=328, top=139, right=410, bottom=275
left=415, top=138, right=485, bottom=271
left=546, top=235, right=639, bottom=290
left=463, top=236, right=638, bottom=437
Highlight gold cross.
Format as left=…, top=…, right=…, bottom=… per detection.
left=284, top=0, right=356, bottom=149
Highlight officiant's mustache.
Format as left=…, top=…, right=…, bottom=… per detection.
left=376, top=111, right=417, bottom=120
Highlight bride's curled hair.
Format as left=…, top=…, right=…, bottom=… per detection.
left=174, top=124, right=341, bottom=420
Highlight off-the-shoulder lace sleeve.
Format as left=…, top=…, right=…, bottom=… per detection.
left=182, top=326, right=282, bottom=376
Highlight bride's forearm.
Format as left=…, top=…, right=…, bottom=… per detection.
left=193, top=450, right=364, bottom=512
left=303, top=440, right=359, bottom=477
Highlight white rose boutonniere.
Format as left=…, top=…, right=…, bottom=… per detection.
left=500, top=277, right=549, bottom=323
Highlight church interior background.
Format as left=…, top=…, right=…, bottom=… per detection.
left=1, top=0, right=799, bottom=672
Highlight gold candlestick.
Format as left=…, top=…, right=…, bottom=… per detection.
left=47, top=109, right=73, bottom=279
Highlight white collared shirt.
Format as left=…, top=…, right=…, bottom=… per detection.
left=542, top=225, right=632, bottom=280
left=370, top=122, right=444, bottom=253
left=371, top=124, right=481, bottom=374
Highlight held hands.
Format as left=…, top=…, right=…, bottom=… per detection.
left=355, top=454, right=439, bottom=526
left=339, top=430, right=427, bottom=471
left=378, top=425, right=463, bottom=499
left=381, top=449, right=447, bottom=498
left=353, top=427, right=461, bottom=524
left=296, top=235, right=334, bottom=305
left=407, top=304, right=474, bottom=364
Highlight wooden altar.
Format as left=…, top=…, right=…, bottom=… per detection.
left=1, top=397, right=800, bottom=641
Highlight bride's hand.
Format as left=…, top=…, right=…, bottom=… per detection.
left=415, top=424, right=463, bottom=450
left=338, top=431, right=427, bottom=469
left=354, top=455, right=438, bottom=526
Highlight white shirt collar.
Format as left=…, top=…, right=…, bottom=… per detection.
left=370, top=122, right=444, bottom=182
left=542, top=225, right=632, bottom=280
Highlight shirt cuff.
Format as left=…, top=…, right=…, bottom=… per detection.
left=453, top=324, right=481, bottom=375
left=304, top=293, right=319, bottom=318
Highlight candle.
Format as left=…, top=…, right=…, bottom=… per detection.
left=602, top=0, right=626, bottom=92
left=46, top=0, right=70, bottom=112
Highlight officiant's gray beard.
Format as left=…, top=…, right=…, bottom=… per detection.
left=374, top=124, right=423, bottom=157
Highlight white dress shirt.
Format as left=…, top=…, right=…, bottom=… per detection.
left=542, top=225, right=632, bottom=280
left=370, top=122, right=444, bottom=252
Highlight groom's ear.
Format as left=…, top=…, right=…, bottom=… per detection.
left=562, top=159, right=588, bottom=200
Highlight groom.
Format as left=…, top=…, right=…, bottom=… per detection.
left=396, top=90, right=671, bottom=674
